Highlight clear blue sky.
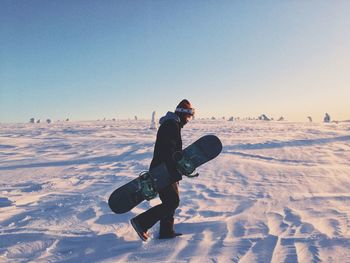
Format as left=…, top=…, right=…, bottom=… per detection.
left=1, top=1, right=349, bottom=122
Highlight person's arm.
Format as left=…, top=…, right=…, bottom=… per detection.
left=158, top=121, right=182, bottom=181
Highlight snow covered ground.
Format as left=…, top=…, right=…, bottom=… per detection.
left=0, top=119, right=349, bottom=262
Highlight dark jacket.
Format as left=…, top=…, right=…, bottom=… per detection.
left=150, top=112, right=182, bottom=181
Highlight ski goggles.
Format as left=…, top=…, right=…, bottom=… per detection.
left=175, top=107, right=195, bottom=116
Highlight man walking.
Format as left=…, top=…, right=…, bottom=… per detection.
left=130, top=99, right=195, bottom=241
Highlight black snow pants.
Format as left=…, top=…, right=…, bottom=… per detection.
left=135, top=182, right=179, bottom=235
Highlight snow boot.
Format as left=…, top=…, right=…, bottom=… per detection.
left=130, top=218, right=149, bottom=241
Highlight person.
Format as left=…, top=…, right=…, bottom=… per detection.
left=130, top=99, right=195, bottom=241
left=324, top=113, right=330, bottom=123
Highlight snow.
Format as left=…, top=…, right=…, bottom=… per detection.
left=0, top=120, right=349, bottom=262
left=150, top=111, right=158, bottom=130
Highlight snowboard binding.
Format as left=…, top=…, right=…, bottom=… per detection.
left=139, top=171, right=157, bottom=200
left=173, top=151, right=199, bottom=178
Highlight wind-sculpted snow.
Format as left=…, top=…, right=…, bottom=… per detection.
left=0, top=120, right=349, bottom=262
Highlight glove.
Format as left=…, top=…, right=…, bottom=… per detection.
left=173, top=151, right=195, bottom=175
left=172, top=151, right=199, bottom=178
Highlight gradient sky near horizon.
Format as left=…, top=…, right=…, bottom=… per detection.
left=1, top=1, right=350, bottom=123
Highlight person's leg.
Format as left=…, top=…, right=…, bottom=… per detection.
left=159, top=215, right=175, bottom=236
left=159, top=183, right=180, bottom=237
left=131, top=183, right=179, bottom=234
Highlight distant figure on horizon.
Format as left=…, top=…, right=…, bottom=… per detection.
left=150, top=111, right=157, bottom=129
left=324, top=113, right=330, bottom=123
left=131, top=99, right=195, bottom=241
left=307, top=116, right=313, bottom=123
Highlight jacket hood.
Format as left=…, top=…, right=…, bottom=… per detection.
left=159, top=111, right=181, bottom=125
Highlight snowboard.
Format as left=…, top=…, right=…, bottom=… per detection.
left=108, top=135, right=222, bottom=214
